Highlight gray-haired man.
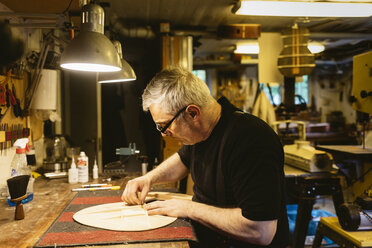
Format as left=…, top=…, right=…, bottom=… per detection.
left=122, top=67, right=289, bottom=248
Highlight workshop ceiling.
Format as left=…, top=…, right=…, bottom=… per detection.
left=2, top=0, right=372, bottom=64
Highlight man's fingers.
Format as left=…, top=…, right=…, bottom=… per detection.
left=144, top=201, right=167, bottom=215
left=121, top=177, right=152, bottom=205
left=147, top=208, right=166, bottom=216
left=140, top=186, right=150, bottom=203
left=122, top=180, right=141, bottom=205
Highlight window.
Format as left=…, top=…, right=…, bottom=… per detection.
left=260, top=75, right=309, bottom=106
left=295, top=75, right=308, bottom=104
left=261, top=83, right=281, bottom=106
left=192, top=70, right=206, bottom=82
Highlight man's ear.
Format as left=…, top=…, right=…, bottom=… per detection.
left=186, top=105, right=200, bottom=119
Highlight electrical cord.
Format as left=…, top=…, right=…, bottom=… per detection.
left=62, top=0, right=74, bottom=14
left=361, top=210, right=372, bottom=223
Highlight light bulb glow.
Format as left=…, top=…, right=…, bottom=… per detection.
left=98, top=78, right=136, bottom=83
left=234, top=44, right=260, bottom=54
left=60, top=63, right=121, bottom=72
left=234, top=42, right=325, bottom=55
left=308, top=43, right=325, bottom=53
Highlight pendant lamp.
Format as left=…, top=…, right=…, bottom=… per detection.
left=60, top=3, right=122, bottom=72
left=277, top=25, right=315, bottom=77
left=98, top=41, right=136, bottom=83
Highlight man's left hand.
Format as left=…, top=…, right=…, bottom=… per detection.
left=144, top=199, right=192, bottom=218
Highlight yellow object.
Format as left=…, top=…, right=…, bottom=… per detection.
left=0, top=131, right=5, bottom=143
left=350, top=162, right=372, bottom=201
left=315, top=217, right=372, bottom=247
left=88, top=186, right=120, bottom=191
left=72, top=186, right=120, bottom=192
left=32, top=172, right=42, bottom=179
left=283, top=140, right=333, bottom=172
left=352, top=51, right=372, bottom=114
left=367, top=189, right=372, bottom=197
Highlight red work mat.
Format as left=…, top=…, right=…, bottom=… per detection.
left=35, top=190, right=196, bottom=247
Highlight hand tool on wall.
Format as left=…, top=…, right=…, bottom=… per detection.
left=22, top=127, right=30, bottom=137
left=6, top=86, right=21, bottom=118
left=6, top=124, right=26, bottom=147
left=0, top=83, right=10, bottom=121
left=0, top=85, right=6, bottom=105
left=11, top=84, right=22, bottom=117
left=4, top=124, right=8, bottom=154
left=0, top=70, right=11, bottom=106
left=0, top=84, right=11, bottom=121
left=11, top=125, right=15, bottom=146
left=24, top=39, right=50, bottom=114
left=0, top=124, right=4, bottom=155
left=7, top=125, right=10, bottom=151
left=0, top=107, right=9, bottom=121
left=5, top=84, right=10, bottom=109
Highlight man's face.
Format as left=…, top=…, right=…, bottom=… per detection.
left=149, top=104, right=198, bottom=145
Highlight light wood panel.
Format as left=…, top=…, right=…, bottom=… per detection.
left=73, top=202, right=177, bottom=231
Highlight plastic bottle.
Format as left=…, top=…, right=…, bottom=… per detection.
left=8, top=138, right=34, bottom=206
left=153, top=157, right=159, bottom=170
left=68, top=157, right=78, bottom=184
left=93, top=158, right=98, bottom=179
left=77, top=151, right=89, bottom=183
left=141, top=156, right=148, bottom=175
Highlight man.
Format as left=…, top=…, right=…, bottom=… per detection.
left=122, top=67, right=289, bottom=247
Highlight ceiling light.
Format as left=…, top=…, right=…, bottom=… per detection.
left=234, top=42, right=259, bottom=54
left=60, top=3, right=122, bottom=72
left=234, top=41, right=323, bottom=54
left=308, top=42, right=325, bottom=53
left=277, top=26, right=315, bottom=77
left=98, top=41, right=136, bottom=83
left=234, top=42, right=325, bottom=54
left=234, top=0, right=372, bottom=17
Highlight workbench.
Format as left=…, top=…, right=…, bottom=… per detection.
left=284, top=165, right=344, bottom=248
left=0, top=176, right=190, bottom=248
left=312, top=217, right=372, bottom=248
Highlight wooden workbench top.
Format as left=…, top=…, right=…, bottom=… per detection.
left=320, top=217, right=372, bottom=247
left=0, top=177, right=77, bottom=248
left=0, top=176, right=189, bottom=248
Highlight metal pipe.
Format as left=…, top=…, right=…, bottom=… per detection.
left=310, top=32, right=372, bottom=40
left=9, top=23, right=59, bottom=29
left=0, top=12, right=61, bottom=19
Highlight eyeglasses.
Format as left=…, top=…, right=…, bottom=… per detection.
left=156, top=106, right=188, bottom=134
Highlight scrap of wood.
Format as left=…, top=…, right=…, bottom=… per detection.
left=147, top=192, right=192, bottom=201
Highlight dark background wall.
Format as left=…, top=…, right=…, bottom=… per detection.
left=63, top=36, right=162, bottom=170
left=62, top=70, right=98, bottom=164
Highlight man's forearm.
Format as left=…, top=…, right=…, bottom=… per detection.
left=146, top=153, right=188, bottom=185
left=187, top=201, right=277, bottom=246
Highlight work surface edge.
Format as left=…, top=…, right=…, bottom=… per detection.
left=320, top=216, right=372, bottom=246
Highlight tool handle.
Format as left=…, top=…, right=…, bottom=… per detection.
left=15, top=202, right=25, bottom=220
left=6, top=89, right=17, bottom=106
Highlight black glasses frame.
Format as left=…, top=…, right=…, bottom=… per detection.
left=156, top=106, right=188, bottom=134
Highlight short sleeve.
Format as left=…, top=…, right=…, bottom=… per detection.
left=225, top=116, right=284, bottom=221
left=178, top=145, right=191, bottom=169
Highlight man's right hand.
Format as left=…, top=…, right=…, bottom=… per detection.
left=121, top=175, right=151, bottom=205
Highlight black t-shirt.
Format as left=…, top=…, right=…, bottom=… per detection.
left=178, top=97, right=289, bottom=248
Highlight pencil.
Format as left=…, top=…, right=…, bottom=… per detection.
left=72, top=186, right=120, bottom=192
